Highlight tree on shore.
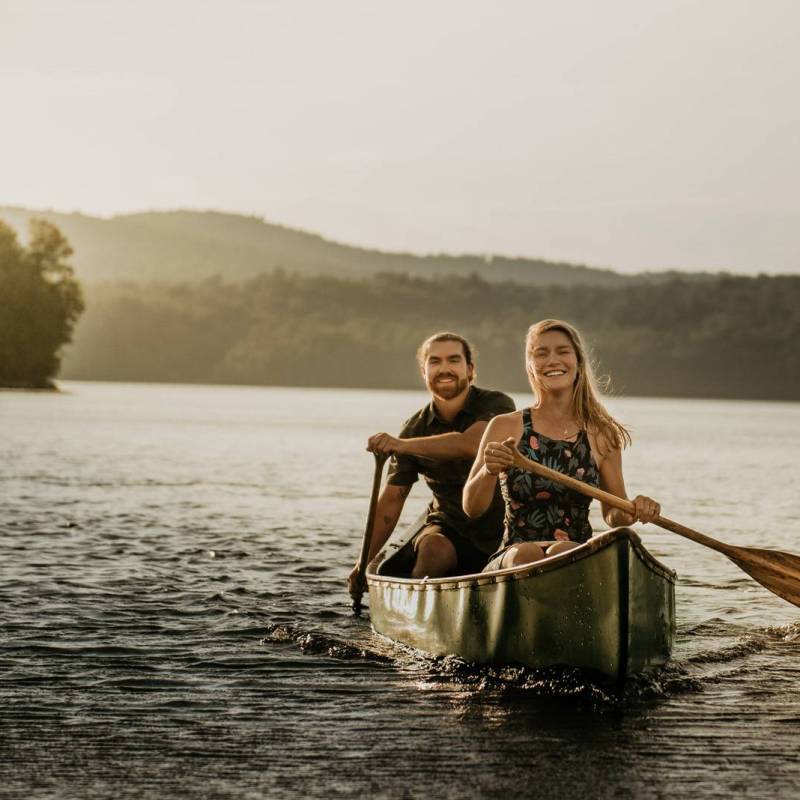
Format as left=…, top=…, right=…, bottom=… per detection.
left=0, top=218, right=84, bottom=388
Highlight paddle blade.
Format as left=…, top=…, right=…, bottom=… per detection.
left=726, top=546, right=800, bottom=608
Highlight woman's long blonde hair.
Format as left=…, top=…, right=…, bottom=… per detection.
left=525, top=319, right=631, bottom=452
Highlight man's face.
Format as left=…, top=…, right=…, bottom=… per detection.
left=422, top=340, right=473, bottom=401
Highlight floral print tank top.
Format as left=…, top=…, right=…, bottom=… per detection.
left=499, top=407, right=601, bottom=545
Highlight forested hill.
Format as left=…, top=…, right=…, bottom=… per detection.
left=0, top=206, right=629, bottom=286
left=5, top=208, right=796, bottom=400
left=61, top=271, right=800, bottom=401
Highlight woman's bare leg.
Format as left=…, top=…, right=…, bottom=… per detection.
left=546, top=541, right=580, bottom=557
left=502, top=542, right=546, bottom=567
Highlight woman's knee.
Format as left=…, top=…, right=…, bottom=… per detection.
left=546, top=541, right=579, bottom=556
left=503, top=542, right=545, bottom=567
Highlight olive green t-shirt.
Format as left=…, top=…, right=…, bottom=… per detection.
left=386, top=385, right=515, bottom=554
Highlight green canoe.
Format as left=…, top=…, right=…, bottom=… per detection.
left=366, top=518, right=676, bottom=682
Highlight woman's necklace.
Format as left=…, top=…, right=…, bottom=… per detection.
left=559, top=421, right=579, bottom=439
left=533, top=405, right=579, bottom=439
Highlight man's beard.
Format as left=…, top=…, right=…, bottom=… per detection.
left=431, top=374, right=469, bottom=400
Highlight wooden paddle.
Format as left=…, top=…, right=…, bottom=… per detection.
left=350, top=451, right=389, bottom=616
left=511, top=449, right=800, bottom=608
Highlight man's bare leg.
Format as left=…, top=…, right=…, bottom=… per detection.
left=411, top=533, right=458, bottom=578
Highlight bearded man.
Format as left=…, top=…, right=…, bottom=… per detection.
left=348, top=332, right=514, bottom=588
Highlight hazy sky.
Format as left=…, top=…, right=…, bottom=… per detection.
left=2, top=0, right=799, bottom=273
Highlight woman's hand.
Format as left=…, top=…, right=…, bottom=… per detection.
left=483, top=437, right=516, bottom=476
left=464, top=417, right=518, bottom=519
left=616, top=494, right=661, bottom=525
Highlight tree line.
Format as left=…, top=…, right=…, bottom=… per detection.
left=61, top=269, right=800, bottom=401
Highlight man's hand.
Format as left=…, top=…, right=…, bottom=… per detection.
left=367, top=432, right=405, bottom=456
left=347, top=563, right=366, bottom=597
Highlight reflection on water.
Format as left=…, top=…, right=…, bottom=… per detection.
left=1, top=382, right=799, bottom=798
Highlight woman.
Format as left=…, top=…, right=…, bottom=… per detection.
left=463, top=319, right=660, bottom=570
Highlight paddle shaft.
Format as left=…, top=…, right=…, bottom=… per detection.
left=351, top=451, right=388, bottom=614
left=511, top=451, right=734, bottom=557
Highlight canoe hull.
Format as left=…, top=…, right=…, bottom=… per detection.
left=367, top=527, right=675, bottom=682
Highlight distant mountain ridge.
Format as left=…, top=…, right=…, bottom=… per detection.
left=0, top=206, right=629, bottom=286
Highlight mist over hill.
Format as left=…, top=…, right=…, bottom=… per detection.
left=1, top=206, right=631, bottom=286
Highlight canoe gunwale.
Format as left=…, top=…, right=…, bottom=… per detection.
left=367, top=526, right=676, bottom=593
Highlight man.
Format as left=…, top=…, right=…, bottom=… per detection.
left=348, top=332, right=514, bottom=590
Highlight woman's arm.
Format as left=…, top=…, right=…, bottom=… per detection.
left=462, top=414, right=518, bottom=519
left=597, top=444, right=661, bottom=526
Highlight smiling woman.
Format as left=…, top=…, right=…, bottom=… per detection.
left=463, top=319, right=661, bottom=570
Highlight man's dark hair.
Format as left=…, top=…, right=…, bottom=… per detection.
left=416, top=332, right=477, bottom=381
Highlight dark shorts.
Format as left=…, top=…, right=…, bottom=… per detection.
left=412, top=521, right=490, bottom=576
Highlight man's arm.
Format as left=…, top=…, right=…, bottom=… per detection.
left=347, top=483, right=412, bottom=592
left=366, top=483, right=412, bottom=560
left=368, top=421, right=487, bottom=461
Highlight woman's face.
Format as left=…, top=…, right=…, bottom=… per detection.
left=528, top=329, right=579, bottom=394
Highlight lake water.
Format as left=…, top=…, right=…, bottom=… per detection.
left=2, top=382, right=799, bottom=799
